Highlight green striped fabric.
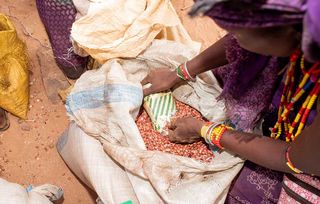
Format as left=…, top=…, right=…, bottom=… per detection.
left=143, top=92, right=176, bottom=132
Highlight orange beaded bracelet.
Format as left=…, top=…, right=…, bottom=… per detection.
left=285, top=146, right=303, bottom=174
left=200, top=123, right=232, bottom=149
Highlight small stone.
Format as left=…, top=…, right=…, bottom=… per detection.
left=20, top=123, right=31, bottom=131
left=49, top=143, right=54, bottom=149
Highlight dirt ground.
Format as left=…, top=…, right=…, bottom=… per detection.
left=0, top=0, right=223, bottom=203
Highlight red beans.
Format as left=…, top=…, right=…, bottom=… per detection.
left=136, top=101, right=214, bottom=163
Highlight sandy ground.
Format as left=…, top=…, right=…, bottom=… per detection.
left=0, top=0, right=223, bottom=203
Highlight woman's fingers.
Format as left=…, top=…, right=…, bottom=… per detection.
left=168, top=117, right=178, bottom=130
left=143, top=86, right=154, bottom=96
left=168, top=129, right=179, bottom=142
left=141, top=75, right=150, bottom=86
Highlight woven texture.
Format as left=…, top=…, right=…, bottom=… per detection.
left=36, top=0, right=87, bottom=79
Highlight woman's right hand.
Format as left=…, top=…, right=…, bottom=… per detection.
left=141, top=68, right=181, bottom=96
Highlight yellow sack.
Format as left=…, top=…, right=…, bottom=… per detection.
left=0, top=14, right=29, bottom=119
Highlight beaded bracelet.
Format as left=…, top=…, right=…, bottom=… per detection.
left=210, top=124, right=230, bottom=149
left=183, top=62, right=196, bottom=81
left=200, top=123, right=232, bottom=149
left=216, top=125, right=230, bottom=148
left=176, top=65, right=186, bottom=80
left=175, top=62, right=196, bottom=81
left=285, top=146, right=303, bottom=174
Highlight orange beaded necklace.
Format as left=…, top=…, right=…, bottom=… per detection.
left=271, top=50, right=320, bottom=142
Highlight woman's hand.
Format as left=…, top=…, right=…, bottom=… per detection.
left=141, top=68, right=181, bottom=96
left=168, top=117, right=205, bottom=144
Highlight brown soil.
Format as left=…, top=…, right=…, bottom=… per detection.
left=0, top=0, right=223, bottom=203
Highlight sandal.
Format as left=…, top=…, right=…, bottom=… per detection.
left=0, top=108, right=10, bottom=131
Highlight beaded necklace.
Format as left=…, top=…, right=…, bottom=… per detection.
left=271, top=50, right=320, bottom=142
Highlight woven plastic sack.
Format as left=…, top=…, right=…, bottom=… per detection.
left=0, top=178, right=63, bottom=204
left=0, top=14, right=29, bottom=119
left=71, top=0, right=200, bottom=63
left=61, top=40, right=243, bottom=204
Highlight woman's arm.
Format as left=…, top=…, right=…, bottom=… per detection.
left=220, top=130, right=290, bottom=172
left=290, top=106, right=320, bottom=175
left=221, top=100, right=320, bottom=175
left=141, top=35, right=228, bottom=95
left=169, top=111, right=320, bottom=176
left=186, top=35, right=228, bottom=77
left=221, top=114, right=320, bottom=176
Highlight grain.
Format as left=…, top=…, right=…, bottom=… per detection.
left=136, top=100, right=214, bottom=163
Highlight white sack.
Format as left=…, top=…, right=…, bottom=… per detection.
left=0, top=178, right=63, bottom=204
left=71, top=0, right=201, bottom=63
left=59, top=40, right=244, bottom=204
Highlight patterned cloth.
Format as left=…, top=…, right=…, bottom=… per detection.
left=278, top=174, right=320, bottom=204
left=213, top=35, right=282, bottom=131
left=36, top=0, right=88, bottom=79
left=226, top=161, right=284, bottom=204
left=191, top=0, right=320, bottom=62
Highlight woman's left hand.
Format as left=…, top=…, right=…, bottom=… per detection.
left=168, top=117, right=205, bottom=144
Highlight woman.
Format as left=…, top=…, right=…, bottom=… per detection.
left=141, top=0, right=320, bottom=203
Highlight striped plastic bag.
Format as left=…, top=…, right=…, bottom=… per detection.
left=143, top=92, right=176, bottom=134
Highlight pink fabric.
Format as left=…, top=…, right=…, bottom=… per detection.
left=278, top=174, right=320, bottom=204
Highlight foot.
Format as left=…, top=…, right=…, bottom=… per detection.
left=0, top=108, right=9, bottom=131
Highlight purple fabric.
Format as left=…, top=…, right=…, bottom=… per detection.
left=202, top=0, right=320, bottom=62
left=226, top=161, right=284, bottom=204
left=213, top=35, right=281, bottom=131
left=226, top=72, right=318, bottom=204
left=302, top=0, right=320, bottom=62
left=36, top=0, right=88, bottom=79
left=305, top=0, right=320, bottom=45
left=200, top=0, right=320, bottom=129
left=205, top=1, right=305, bottom=28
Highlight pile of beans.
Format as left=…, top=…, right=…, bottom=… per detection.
left=136, top=100, right=214, bottom=163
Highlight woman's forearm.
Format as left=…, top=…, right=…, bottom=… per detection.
left=221, top=130, right=292, bottom=173
left=187, top=35, right=228, bottom=77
